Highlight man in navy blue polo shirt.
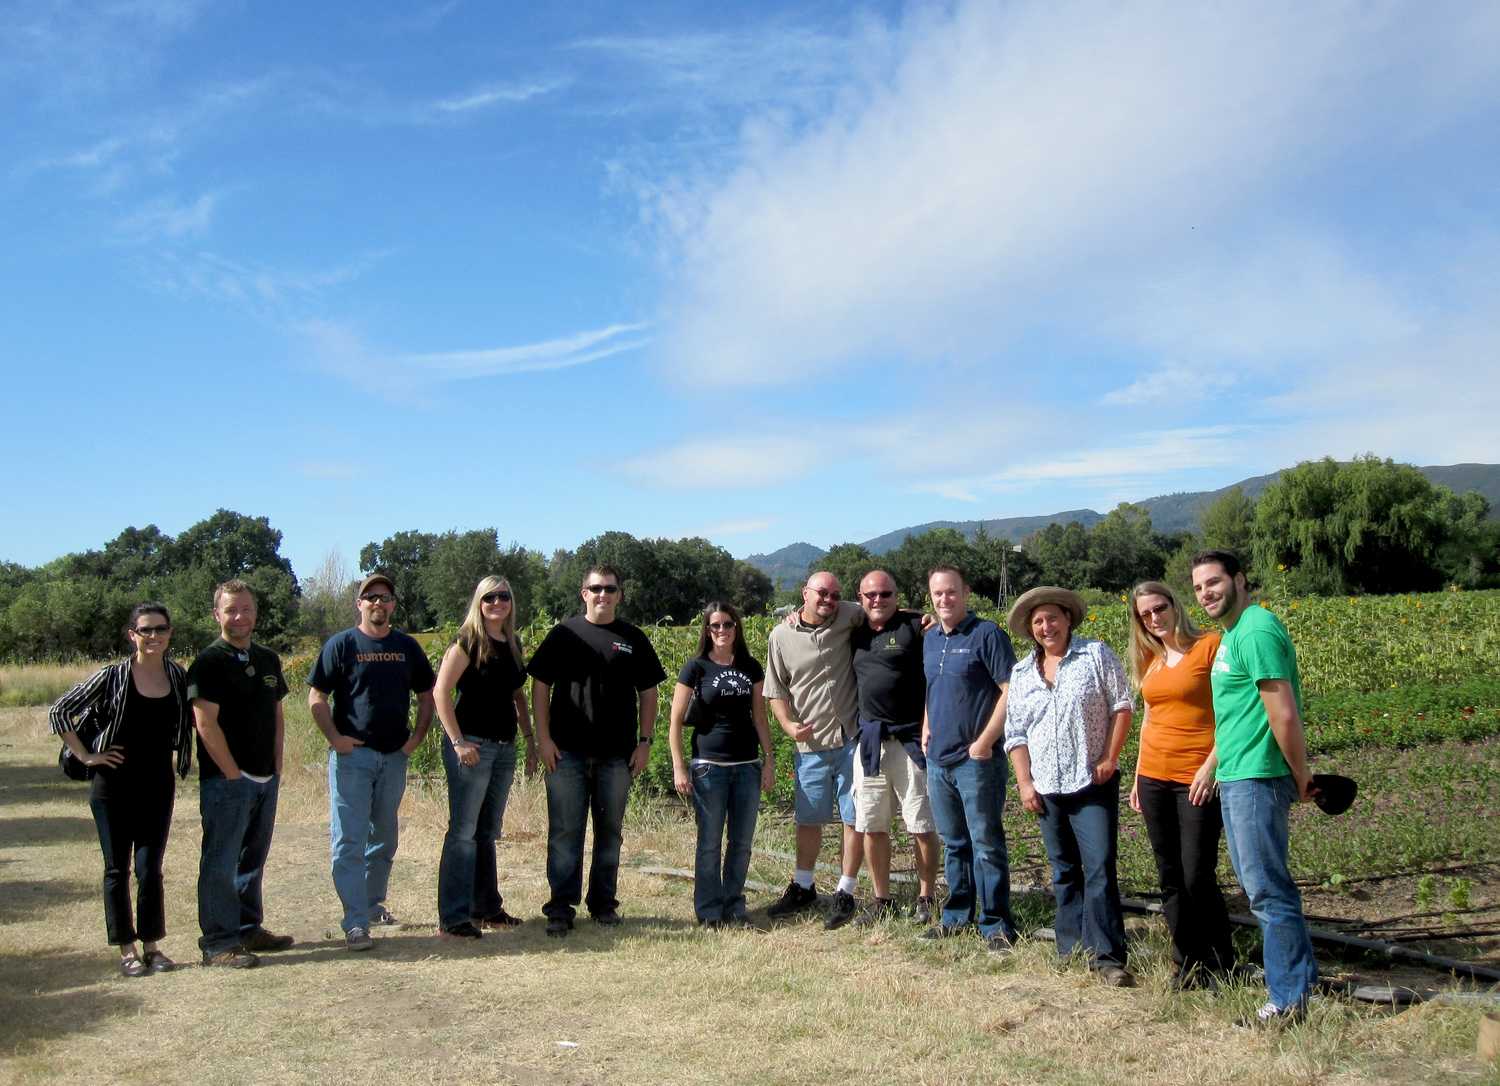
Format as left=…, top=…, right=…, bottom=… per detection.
left=921, top=565, right=1019, bottom=952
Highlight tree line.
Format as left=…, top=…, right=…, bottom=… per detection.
left=808, top=456, right=1500, bottom=606
left=4, top=456, right=1495, bottom=662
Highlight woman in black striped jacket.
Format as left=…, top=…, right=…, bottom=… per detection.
left=49, top=602, right=193, bottom=976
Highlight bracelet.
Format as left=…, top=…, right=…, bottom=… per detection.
left=638, top=735, right=654, bottom=745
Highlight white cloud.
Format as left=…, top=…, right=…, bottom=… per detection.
left=611, top=431, right=845, bottom=492
left=436, top=80, right=566, bottom=113
left=697, top=516, right=786, bottom=537
left=116, top=192, right=216, bottom=240
left=655, top=0, right=1500, bottom=387
left=404, top=324, right=651, bottom=379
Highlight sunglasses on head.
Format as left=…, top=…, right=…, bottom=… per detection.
left=482, top=591, right=512, bottom=604
left=585, top=584, right=620, bottom=595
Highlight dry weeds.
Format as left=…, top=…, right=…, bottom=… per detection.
left=2, top=705, right=1496, bottom=1086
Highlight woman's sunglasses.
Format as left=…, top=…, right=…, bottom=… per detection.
left=482, top=591, right=513, bottom=604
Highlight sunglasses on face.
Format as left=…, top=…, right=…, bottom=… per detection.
left=861, top=590, right=894, bottom=601
left=809, top=588, right=840, bottom=600
left=360, top=593, right=396, bottom=604
left=585, top=584, right=620, bottom=595
left=132, top=625, right=171, bottom=637
left=482, top=591, right=513, bottom=604
left=1137, top=602, right=1172, bottom=621
left=707, top=620, right=736, bottom=631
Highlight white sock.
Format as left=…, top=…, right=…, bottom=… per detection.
left=794, top=869, right=816, bottom=890
left=836, top=875, right=858, bottom=895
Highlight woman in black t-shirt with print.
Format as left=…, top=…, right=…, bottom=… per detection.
left=432, top=577, right=533, bottom=938
left=668, top=601, right=776, bottom=927
left=49, top=602, right=193, bottom=977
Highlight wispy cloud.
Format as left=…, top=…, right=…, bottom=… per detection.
left=611, top=430, right=847, bottom=492
left=654, top=0, right=1500, bottom=387
left=436, top=80, right=567, bottom=113
left=404, top=324, right=651, bottom=378
left=115, top=192, right=216, bottom=241
left=697, top=516, right=785, bottom=537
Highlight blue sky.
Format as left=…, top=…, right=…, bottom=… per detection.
left=4, top=0, right=1499, bottom=581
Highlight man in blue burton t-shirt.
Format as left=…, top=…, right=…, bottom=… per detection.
left=308, top=574, right=436, bottom=951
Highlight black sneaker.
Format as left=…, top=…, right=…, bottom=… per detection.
left=985, top=931, right=1016, bottom=956
left=766, top=881, right=819, bottom=917
left=919, top=922, right=958, bottom=941
left=912, top=896, right=935, bottom=925
left=591, top=909, right=622, bottom=926
left=852, top=898, right=898, bottom=928
left=481, top=908, right=525, bottom=929
left=545, top=917, right=573, bottom=938
left=344, top=927, right=374, bottom=952
left=824, top=890, right=858, bottom=930
left=440, top=922, right=484, bottom=939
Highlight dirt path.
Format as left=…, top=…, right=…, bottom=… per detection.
left=1, top=707, right=1494, bottom=1086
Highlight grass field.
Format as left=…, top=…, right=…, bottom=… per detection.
left=5, top=699, right=1500, bottom=1083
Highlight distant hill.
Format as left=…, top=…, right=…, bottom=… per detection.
left=744, top=463, right=1500, bottom=587
left=744, top=542, right=827, bottom=590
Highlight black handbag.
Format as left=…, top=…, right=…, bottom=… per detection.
left=58, top=704, right=102, bottom=782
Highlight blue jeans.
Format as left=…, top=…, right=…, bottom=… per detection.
left=438, top=735, right=518, bottom=928
left=1036, top=772, right=1127, bottom=968
left=690, top=761, right=761, bottom=922
left=329, top=746, right=408, bottom=933
left=1219, top=775, right=1320, bottom=1009
left=927, top=755, right=1017, bottom=940
left=543, top=751, right=633, bottom=920
left=793, top=740, right=857, bottom=826
left=198, top=774, right=279, bottom=955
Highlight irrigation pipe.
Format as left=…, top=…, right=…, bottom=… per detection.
left=1120, top=898, right=1500, bottom=985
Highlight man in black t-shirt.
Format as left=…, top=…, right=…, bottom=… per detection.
left=849, top=570, right=941, bottom=927
left=307, top=574, right=436, bottom=950
left=529, top=566, right=666, bottom=936
left=187, top=579, right=293, bottom=968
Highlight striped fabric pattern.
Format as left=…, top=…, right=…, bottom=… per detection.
left=48, top=658, right=193, bottom=778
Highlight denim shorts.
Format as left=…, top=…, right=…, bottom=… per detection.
left=793, top=740, right=857, bottom=827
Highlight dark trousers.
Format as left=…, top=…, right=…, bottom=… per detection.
left=1036, top=772, right=1127, bottom=968
left=543, top=752, right=633, bottom=921
left=198, top=774, right=280, bottom=955
left=1136, top=774, right=1235, bottom=973
left=88, top=771, right=175, bottom=946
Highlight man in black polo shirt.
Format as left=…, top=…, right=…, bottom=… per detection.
left=529, top=566, right=666, bottom=937
left=307, top=574, right=436, bottom=951
left=845, top=570, right=941, bottom=928
left=188, top=579, right=294, bottom=968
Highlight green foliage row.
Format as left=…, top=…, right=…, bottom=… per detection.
left=1301, top=678, right=1500, bottom=755
left=361, top=527, right=775, bottom=630
left=0, top=510, right=300, bottom=661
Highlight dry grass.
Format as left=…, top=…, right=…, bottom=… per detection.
left=0, top=664, right=101, bottom=708
left=2, top=705, right=1497, bottom=1086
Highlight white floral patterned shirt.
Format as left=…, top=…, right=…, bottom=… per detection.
left=1003, top=635, right=1132, bottom=796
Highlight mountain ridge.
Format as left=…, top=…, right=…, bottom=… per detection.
left=746, top=463, right=1500, bottom=587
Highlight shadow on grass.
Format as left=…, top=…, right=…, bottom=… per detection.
left=0, top=948, right=143, bottom=1053
left=0, top=762, right=82, bottom=809
left=0, top=815, right=98, bottom=850
left=0, top=878, right=97, bottom=926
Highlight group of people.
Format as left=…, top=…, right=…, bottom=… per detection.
left=51, top=551, right=1321, bottom=1027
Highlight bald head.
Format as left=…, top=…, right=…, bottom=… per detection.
left=801, top=571, right=842, bottom=625
left=858, top=570, right=899, bottom=627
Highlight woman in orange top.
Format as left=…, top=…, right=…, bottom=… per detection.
left=1127, top=580, right=1234, bottom=987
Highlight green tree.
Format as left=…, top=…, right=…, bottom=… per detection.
left=729, top=561, right=775, bottom=616
left=420, top=530, right=547, bottom=627
left=1088, top=503, right=1168, bottom=593
left=885, top=529, right=974, bottom=606
left=1023, top=521, right=1097, bottom=591
left=1251, top=455, right=1457, bottom=595
left=809, top=543, right=878, bottom=600
left=1436, top=490, right=1500, bottom=588
left=360, top=530, right=439, bottom=630
left=1198, top=486, right=1257, bottom=557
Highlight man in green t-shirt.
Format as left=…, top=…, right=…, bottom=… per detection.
left=1191, top=550, right=1319, bottom=1026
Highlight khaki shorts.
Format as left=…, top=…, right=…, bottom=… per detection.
left=853, top=741, right=936, bottom=835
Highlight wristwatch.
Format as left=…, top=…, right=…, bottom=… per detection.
left=638, top=735, right=654, bottom=745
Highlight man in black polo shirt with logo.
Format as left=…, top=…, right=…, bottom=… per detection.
left=188, top=579, right=294, bottom=968
left=846, top=570, right=941, bottom=928
left=529, top=566, right=666, bottom=937
left=307, top=574, right=436, bottom=951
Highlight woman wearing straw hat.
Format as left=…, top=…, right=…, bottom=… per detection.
left=1003, top=586, right=1134, bottom=986
left=1125, top=580, right=1235, bottom=988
